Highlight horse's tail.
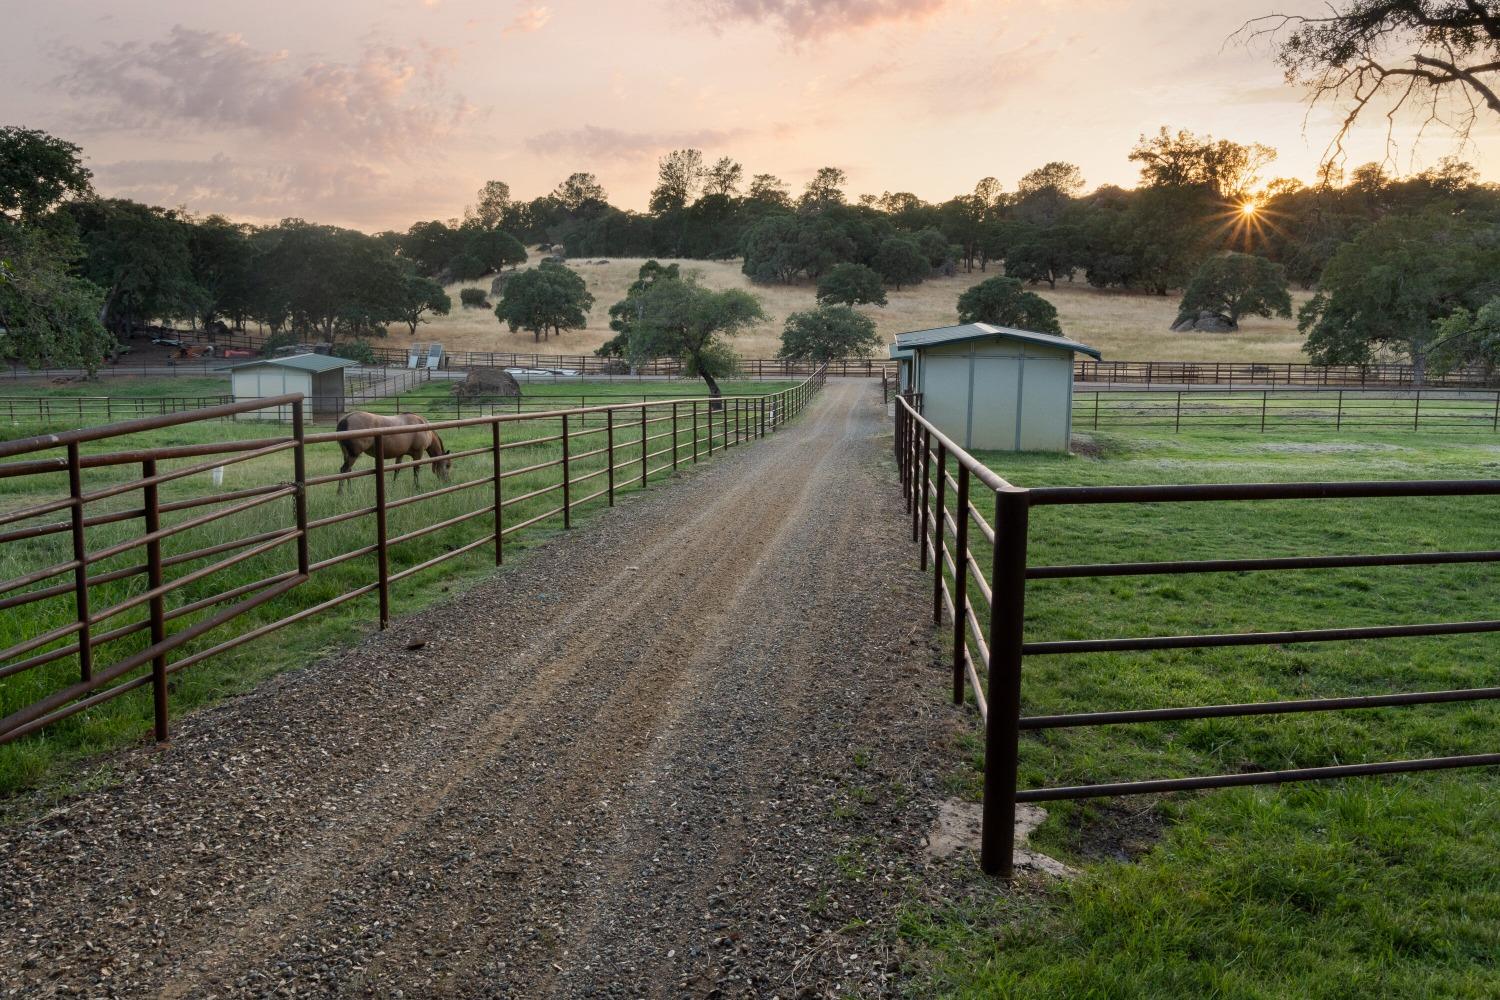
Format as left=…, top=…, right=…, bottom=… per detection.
left=336, top=415, right=355, bottom=458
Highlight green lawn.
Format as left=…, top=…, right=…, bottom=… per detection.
left=0, top=382, right=794, bottom=796
left=904, top=428, right=1500, bottom=998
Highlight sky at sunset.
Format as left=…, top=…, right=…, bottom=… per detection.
left=6, top=0, right=1499, bottom=231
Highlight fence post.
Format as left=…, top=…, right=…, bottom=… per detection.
left=692, top=401, right=700, bottom=462
left=292, top=400, right=310, bottom=578
left=1260, top=390, right=1268, bottom=432
left=1336, top=390, right=1344, bottom=432
left=491, top=422, right=504, bottom=563
left=142, top=457, right=169, bottom=742
left=640, top=404, right=649, bottom=486
left=1493, top=391, right=1499, bottom=432
left=65, top=444, right=93, bottom=684
left=606, top=408, right=616, bottom=505
left=672, top=402, right=679, bottom=469
left=931, top=444, right=947, bottom=624
left=1174, top=391, right=1182, bottom=433
left=951, top=465, right=970, bottom=705
left=1414, top=389, right=1422, bottom=431
left=912, top=425, right=924, bottom=569
left=374, top=447, right=390, bottom=628
left=561, top=412, right=572, bottom=528
left=983, top=487, right=1030, bottom=879
left=760, top=396, right=766, bottom=438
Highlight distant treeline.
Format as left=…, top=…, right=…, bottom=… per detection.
left=5, top=124, right=1500, bottom=374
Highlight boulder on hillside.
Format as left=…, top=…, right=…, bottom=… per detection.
left=1170, top=309, right=1237, bottom=333
left=454, top=367, right=522, bottom=399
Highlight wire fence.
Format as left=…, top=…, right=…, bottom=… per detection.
left=0, top=367, right=827, bottom=748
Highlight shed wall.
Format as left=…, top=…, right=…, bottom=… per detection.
left=912, top=338, right=1074, bottom=452
left=231, top=368, right=312, bottom=422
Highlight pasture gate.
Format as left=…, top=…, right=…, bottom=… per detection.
left=893, top=391, right=1500, bottom=877
left=0, top=369, right=826, bottom=747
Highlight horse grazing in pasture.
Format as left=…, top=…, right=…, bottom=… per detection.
left=335, top=412, right=452, bottom=494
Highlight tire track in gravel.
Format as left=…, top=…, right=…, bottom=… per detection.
left=1, top=381, right=958, bottom=999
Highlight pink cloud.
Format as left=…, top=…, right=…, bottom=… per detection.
left=57, top=26, right=477, bottom=157
left=526, top=124, right=756, bottom=161
left=701, top=0, right=952, bottom=38
left=503, top=6, right=552, bottom=36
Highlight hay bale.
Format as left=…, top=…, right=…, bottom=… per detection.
left=455, top=366, right=522, bottom=399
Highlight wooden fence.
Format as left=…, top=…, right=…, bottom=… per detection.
left=0, top=368, right=827, bottom=747
left=893, top=391, right=1500, bottom=877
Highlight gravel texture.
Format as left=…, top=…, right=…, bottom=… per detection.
left=1, top=380, right=962, bottom=998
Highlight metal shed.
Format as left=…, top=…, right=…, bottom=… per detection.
left=228, top=354, right=358, bottom=421
left=895, top=323, right=1101, bottom=453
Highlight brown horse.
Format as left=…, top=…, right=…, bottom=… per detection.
left=335, top=412, right=452, bottom=494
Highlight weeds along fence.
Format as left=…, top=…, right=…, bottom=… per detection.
left=893, top=391, right=1500, bottom=878
left=0, top=367, right=827, bottom=748
left=1074, top=387, right=1500, bottom=433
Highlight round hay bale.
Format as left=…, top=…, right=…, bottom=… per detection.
left=455, top=367, right=522, bottom=400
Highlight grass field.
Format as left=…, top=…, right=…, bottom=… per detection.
left=903, top=427, right=1500, bottom=997
left=414, top=259, right=1311, bottom=364
left=0, top=378, right=798, bottom=797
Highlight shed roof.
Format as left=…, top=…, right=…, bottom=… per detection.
left=226, top=353, right=359, bottom=374
left=894, top=322, right=1101, bottom=359
left=889, top=344, right=914, bottom=360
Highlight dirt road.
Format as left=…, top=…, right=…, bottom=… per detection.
left=1, top=380, right=959, bottom=998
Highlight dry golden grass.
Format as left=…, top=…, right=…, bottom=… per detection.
left=409, top=258, right=1310, bottom=363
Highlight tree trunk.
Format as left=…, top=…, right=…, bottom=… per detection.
left=701, top=369, right=723, bottom=411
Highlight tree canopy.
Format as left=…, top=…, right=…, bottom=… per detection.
left=494, top=263, right=594, bottom=341
left=602, top=264, right=764, bottom=397
left=1298, top=212, right=1500, bottom=375
left=956, top=277, right=1063, bottom=335
left=816, top=262, right=887, bottom=307
left=1175, top=253, right=1292, bottom=329
left=778, top=305, right=880, bottom=363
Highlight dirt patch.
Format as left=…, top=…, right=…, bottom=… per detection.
left=927, top=800, right=1076, bottom=878
left=1053, top=797, right=1169, bottom=864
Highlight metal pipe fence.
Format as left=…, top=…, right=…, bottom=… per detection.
left=0, top=367, right=827, bottom=748
left=893, top=390, right=1500, bottom=878
left=0, top=386, right=815, bottom=426
left=1073, top=359, right=1500, bottom=388
left=1075, top=386, right=1500, bottom=433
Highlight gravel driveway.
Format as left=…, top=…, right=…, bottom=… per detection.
left=1, top=380, right=961, bottom=998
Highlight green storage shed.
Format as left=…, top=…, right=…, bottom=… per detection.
left=895, top=323, right=1101, bottom=453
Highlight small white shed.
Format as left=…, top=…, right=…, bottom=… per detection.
left=228, top=354, right=358, bottom=421
left=895, top=323, right=1101, bottom=453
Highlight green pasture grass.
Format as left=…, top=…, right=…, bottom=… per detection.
left=0, top=389, right=781, bottom=796
left=903, top=426, right=1500, bottom=998
left=0, top=376, right=230, bottom=400
left=1074, top=388, right=1500, bottom=436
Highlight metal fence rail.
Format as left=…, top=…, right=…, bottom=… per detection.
left=0, top=367, right=827, bottom=747
left=1073, top=359, right=1500, bottom=388
left=0, top=386, right=814, bottom=426
left=1075, top=386, right=1500, bottom=433
left=893, top=390, right=1500, bottom=877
